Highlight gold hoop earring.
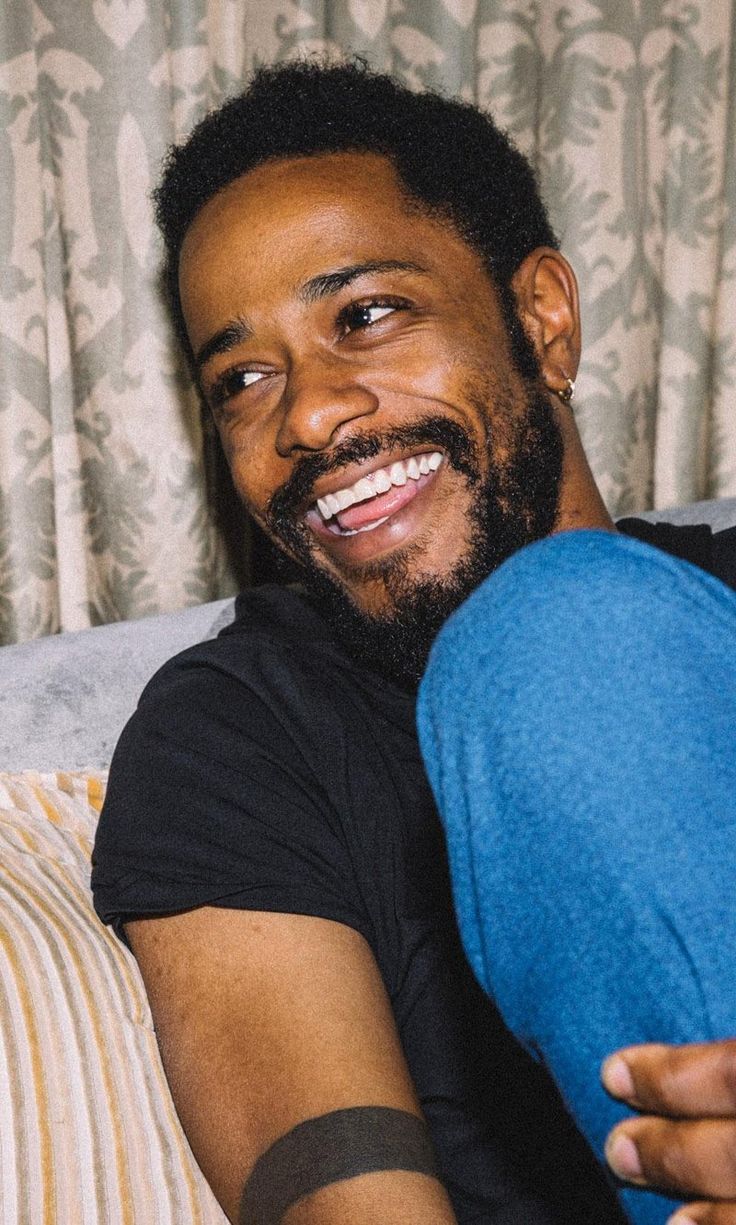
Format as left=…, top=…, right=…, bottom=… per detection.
left=555, top=377, right=575, bottom=405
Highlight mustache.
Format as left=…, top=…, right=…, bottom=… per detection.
left=266, top=415, right=481, bottom=554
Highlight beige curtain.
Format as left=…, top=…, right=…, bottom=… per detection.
left=1, top=0, right=734, bottom=645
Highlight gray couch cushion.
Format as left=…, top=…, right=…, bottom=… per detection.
left=634, top=496, right=736, bottom=532
left=0, top=598, right=235, bottom=771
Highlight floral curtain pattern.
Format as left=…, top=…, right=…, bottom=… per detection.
left=1, top=0, right=734, bottom=644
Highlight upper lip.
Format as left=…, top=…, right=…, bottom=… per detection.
left=307, top=445, right=444, bottom=508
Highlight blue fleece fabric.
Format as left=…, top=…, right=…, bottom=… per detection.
left=416, top=530, right=736, bottom=1225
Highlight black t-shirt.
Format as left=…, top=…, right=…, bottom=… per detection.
left=92, top=520, right=735, bottom=1223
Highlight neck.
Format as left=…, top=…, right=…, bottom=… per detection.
left=552, top=401, right=616, bottom=534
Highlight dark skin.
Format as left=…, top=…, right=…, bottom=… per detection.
left=179, top=151, right=612, bottom=608
left=128, top=151, right=736, bottom=1224
left=603, top=1042, right=736, bottom=1223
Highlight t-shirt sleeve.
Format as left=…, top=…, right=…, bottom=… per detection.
left=91, top=639, right=372, bottom=945
left=712, top=524, right=736, bottom=591
left=616, top=517, right=736, bottom=593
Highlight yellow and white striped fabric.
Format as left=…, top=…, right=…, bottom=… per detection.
left=0, top=771, right=227, bottom=1224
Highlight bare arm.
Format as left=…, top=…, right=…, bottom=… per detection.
left=603, top=1040, right=736, bottom=1224
left=127, top=906, right=457, bottom=1225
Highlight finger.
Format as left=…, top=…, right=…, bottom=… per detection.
left=602, top=1041, right=736, bottom=1117
left=668, top=1202, right=736, bottom=1225
left=605, top=1117, right=736, bottom=1198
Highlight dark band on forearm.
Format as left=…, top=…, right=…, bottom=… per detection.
left=239, top=1105, right=439, bottom=1225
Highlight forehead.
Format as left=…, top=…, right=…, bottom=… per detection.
left=178, top=151, right=491, bottom=330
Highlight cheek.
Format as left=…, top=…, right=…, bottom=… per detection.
left=371, top=333, right=507, bottom=442
left=384, top=333, right=479, bottom=398
left=216, top=423, right=284, bottom=526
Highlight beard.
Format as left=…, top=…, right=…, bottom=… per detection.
left=265, top=382, right=563, bottom=690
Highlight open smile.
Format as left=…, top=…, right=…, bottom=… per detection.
left=303, top=449, right=445, bottom=553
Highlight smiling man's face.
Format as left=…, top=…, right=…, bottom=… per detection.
left=179, top=151, right=564, bottom=682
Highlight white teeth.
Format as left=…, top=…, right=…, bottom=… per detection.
left=352, top=477, right=374, bottom=503
left=317, top=494, right=342, bottom=517
left=315, top=450, right=444, bottom=521
left=335, top=487, right=356, bottom=511
left=371, top=469, right=392, bottom=494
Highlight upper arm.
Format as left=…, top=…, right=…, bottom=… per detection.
left=127, top=906, right=456, bottom=1224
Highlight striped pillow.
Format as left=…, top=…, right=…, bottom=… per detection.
left=0, top=771, right=226, bottom=1224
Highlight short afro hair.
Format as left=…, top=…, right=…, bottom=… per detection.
left=154, top=57, right=558, bottom=364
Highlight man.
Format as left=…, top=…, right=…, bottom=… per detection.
left=92, top=59, right=736, bottom=1225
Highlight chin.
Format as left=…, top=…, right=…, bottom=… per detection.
left=268, top=388, right=564, bottom=687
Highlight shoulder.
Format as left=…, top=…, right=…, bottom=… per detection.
left=92, top=584, right=374, bottom=934
left=103, top=582, right=357, bottom=824
left=148, top=582, right=332, bottom=683
left=135, top=583, right=345, bottom=738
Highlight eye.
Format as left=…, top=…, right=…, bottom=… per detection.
left=337, top=298, right=407, bottom=335
left=209, top=367, right=266, bottom=409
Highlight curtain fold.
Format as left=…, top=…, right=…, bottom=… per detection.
left=1, top=0, right=734, bottom=644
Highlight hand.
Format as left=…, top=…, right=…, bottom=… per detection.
left=601, top=1039, right=736, bottom=1224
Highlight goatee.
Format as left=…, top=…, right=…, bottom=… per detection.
left=266, top=389, right=563, bottom=690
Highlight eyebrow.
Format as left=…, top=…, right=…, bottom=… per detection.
left=195, top=318, right=252, bottom=372
left=194, top=259, right=427, bottom=372
left=297, top=259, right=428, bottom=304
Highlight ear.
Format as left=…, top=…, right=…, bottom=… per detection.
left=511, top=248, right=581, bottom=395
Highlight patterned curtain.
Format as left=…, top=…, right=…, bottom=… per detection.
left=1, top=0, right=734, bottom=645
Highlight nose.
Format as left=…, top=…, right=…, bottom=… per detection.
left=275, top=355, right=379, bottom=456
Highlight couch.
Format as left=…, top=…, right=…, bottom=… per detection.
left=1, top=498, right=734, bottom=1223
